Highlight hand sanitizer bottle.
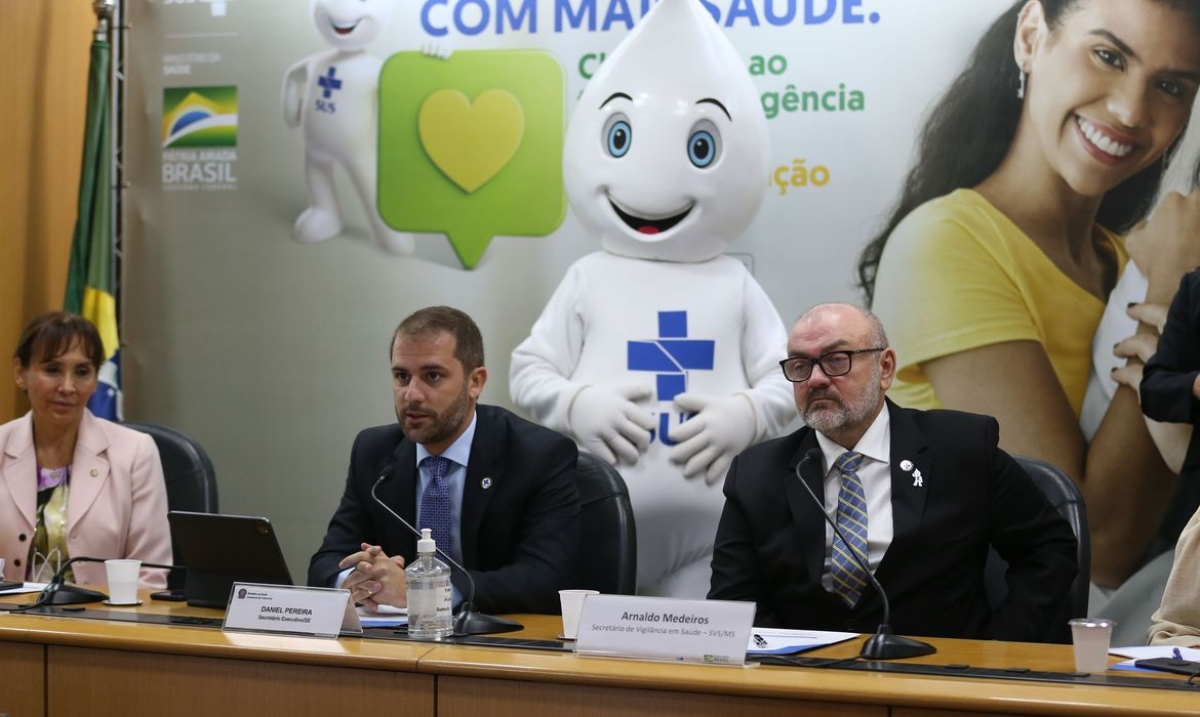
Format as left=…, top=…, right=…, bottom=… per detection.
left=405, top=528, right=453, bottom=639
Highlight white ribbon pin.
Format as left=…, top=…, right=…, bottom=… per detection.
left=912, top=469, right=923, bottom=487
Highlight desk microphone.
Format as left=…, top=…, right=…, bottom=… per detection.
left=13, top=556, right=178, bottom=612
left=796, top=448, right=935, bottom=660
left=371, top=466, right=522, bottom=635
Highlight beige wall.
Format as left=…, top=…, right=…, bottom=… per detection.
left=0, top=1, right=94, bottom=422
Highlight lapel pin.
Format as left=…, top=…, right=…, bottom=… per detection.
left=90, top=469, right=98, bottom=477
left=899, top=460, right=913, bottom=472
left=481, top=477, right=493, bottom=490
left=912, top=468, right=923, bottom=487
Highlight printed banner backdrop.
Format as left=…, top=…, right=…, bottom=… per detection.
left=125, top=0, right=1016, bottom=578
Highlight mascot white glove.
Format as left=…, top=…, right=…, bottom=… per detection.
left=668, top=393, right=756, bottom=484
left=568, top=384, right=656, bottom=466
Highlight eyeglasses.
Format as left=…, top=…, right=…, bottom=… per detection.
left=778, top=348, right=886, bottom=383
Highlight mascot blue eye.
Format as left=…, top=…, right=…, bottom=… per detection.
left=688, top=130, right=717, bottom=168
left=607, top=121, right=632, bottom=158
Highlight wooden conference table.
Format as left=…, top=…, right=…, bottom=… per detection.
left=0, top=591, right=1197, bottom=717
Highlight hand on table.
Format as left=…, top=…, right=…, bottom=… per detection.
left=338, top=543, right=407, bottom=611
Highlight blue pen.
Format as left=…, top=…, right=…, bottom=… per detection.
left=1174, top=647, right=1183, bottom=661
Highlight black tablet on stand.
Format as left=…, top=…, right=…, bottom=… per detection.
left=167, top=511, right=293, bottom=609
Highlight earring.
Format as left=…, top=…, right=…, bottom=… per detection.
left=1017, top=71, right=1027, bottom=100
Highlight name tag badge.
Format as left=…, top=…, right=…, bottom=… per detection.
left=575, top=594, right=754, bottom=666
left=223, top=582, right=360, bottom=638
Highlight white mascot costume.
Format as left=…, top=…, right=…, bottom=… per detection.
left=282, top=0, right=412, bottom=255
left=510, top=0, right=794, bottom=598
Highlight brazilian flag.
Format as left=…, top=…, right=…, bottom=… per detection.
left=64, top=35, right=119, bottom=420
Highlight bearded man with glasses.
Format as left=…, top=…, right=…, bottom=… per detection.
left=708, top=303, right=1078, bottom=642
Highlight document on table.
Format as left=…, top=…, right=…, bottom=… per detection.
left=747, top=628, right=858, bottom=655
left=357, top=603, right=407, bottom=628
left=1109, top=645, right=1200, bottom=672
left=0, top=582, right=48, bottom=596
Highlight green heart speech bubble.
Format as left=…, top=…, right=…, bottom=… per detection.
left=379, top=50, right=566, bottom=269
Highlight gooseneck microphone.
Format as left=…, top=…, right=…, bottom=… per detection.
left=370, top=466, right=522, bottom=635
left=795, top=448, right=936, bottom=660
left=12, top=556, right=178, bottom=612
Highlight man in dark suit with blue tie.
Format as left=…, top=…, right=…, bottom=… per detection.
left=308, top=306, right=579, bottom=614
left=709, top=303, right=1077, bottom=641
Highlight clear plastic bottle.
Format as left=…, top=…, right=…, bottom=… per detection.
left=405, top=528, right=453, bottom=639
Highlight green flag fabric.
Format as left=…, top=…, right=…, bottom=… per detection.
left=64, top=38, right=120, bottom=419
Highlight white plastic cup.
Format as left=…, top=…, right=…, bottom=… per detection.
left=1068, top=618, right=1115, bottom=674
left=105, top=559, right=141, bottom=605
left=559, top=589, right=600, bottom=640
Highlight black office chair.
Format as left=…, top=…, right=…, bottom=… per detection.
left=984, top=455, right=1090, bottom=644
left=574, top=452, right=637, bottom=595
left=123, top=421, right=219, bottom=589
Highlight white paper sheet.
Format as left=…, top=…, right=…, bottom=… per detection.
left=0, top=582, right=48, bottom=596
left=747, top=628, right=858, bottom=655
left=356, top=603, right=407, bottom=628
left=1109, top=644, right=1200, bottom=672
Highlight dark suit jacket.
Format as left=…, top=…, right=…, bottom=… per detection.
left=308, top=404, right=580, bottom=614
left=708, top=400, right=1078, bottom=642
left=1142, top=268, right=1200, bottom=543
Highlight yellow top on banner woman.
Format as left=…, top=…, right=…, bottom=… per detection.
left=878, top=188, right=1128, bottom=416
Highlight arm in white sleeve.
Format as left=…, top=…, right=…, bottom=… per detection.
left=738, top=274, right=798, bottom=442
left=510, top=261, right=590, bottom=432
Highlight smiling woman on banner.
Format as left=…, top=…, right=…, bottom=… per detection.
left=0, top=312, right=171, bottom=589
left=857, top=0, right=1200, bottom=588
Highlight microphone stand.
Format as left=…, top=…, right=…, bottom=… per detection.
left=371, top=472, right=522, bottom=636
left=11, top=557, right=178, bottom=611
left=796, top=450, right=936, bottom=660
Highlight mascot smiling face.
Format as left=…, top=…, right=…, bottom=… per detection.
left=563, top=0, right=769, bottom=263
left=312, top=0, right=393, bottom=51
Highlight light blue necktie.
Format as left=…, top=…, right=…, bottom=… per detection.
left=830, top=451, right=869, bottom=608
left=418, top=456, right=453, bottom=556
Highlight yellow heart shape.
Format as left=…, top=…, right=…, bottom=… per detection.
left=418, top=89, right=525, bottom=194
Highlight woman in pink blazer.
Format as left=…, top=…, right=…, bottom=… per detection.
left=1, top=313, right=171, bottom=589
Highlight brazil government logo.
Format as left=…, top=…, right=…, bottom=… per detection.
left=162, top=85, right=238, bottom=191
left=162, top=86, right=237, bottom=148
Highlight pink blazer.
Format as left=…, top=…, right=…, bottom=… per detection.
left=0, top=410, right=172, bottom=589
